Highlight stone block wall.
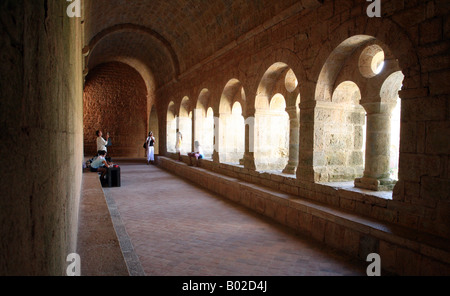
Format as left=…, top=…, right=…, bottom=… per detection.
left=83, top=62, right=148, bottom=158
left=0, top=0, right=83, bottom=275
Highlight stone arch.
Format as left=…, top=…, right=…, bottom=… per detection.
left=315, top=35, right=377, bottom=103
left=195, top=89, right=214, bottom=158
left=179, top=96, right=192, bottom=153
left=311, top=16, right=418, bottom=100
left=85, top=23, right=180, bottom=79
left=196, top=88, right=212, bottom=115
left=380, top=71, right=405, bottom=103
left=253, top=48, right=305, bottom=108
left=380, top=71, right=404, bottom=181
left=317, top=81, right=366, bottom=182
left=83, top=62, right=148, bottom=158
left=217, top=79, right=246, bottom=164
left=220, top=79, right=246, bottom=114
left=254, top=62, right=299, bottom=172
left=256, top=62, right=290, bottom=110
left=313, top=27, right=408, bottom=190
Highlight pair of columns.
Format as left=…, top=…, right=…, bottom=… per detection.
left=207, top=100, right=396, bottom=191
left=237, top=104, right=299, bottom=174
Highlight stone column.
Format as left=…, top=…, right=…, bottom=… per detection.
left=282, top=105, right=299, bottom=174
left=212, top=116, right=220, bottom=163
left=193, top=108, right=203, bottom=151
left=242, top=104, right=256, bottom=170
left=355, top=102, right=397, bottom=191
left=296, top=100, right=316, bottom=182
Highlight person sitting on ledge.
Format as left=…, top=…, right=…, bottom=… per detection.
left=90, top=150, right=111, bottom=180
left=188, top=141, right=204, bottom=167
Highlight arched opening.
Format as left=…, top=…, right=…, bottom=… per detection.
left=179, top=96, right=192, bottom=155
left=267, top=94, right=289, bottom=171
left=195, top=89, right=214, bottom=159
left=359, top=44, right=385, bottom=78
left=83, top=62, right=147, bottom=158
left=204, top=107, right=214, bottom=158
left=380, top=71, right=404, bottom=181
left=218, top=79, right=246, bottom=164
left=285, top=68, right=299, bottom=93
left=166, top=101, right=177, bottom=153
left=255, top=62, right=298, bottom=172
left=316, top=35, right=404, bottom=191
left=229, top=102, right=246, bottom=164
left=322, top=81, right=366, bottom=181
left=149, top=105, right=159, bottom=155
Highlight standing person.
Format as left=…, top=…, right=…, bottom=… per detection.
left=188, top=141, right=204, bottom=167
left=96, top=130, right=109, bottom=154
left=175, top=129, right=183, bottom=161
left=146, top=131, right=156, bottom=165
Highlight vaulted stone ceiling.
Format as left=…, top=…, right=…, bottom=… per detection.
left=83, top=0, right=321, bottom=89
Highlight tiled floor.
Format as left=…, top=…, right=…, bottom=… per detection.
left=103, top=159, right=367, bottom=276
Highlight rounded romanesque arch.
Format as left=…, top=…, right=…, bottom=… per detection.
left=310, top=16, right=418, bottom=100
left=195, top=89, right=214, bottom=158
left=308, top=16, right=414, bottom=190
left=83, top=62, right=148, bottom=158
left=254, top=62, right=300, bottom=172
left=85, top=23, right=180, bottom=81
left=217, top=79, right=246, bottom=164
left=179, top=96, right=193, bottom=153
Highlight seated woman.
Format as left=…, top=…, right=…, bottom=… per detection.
left=188, top=141, right=204, bottom=167
left=90, top=150, right=111, bottom=180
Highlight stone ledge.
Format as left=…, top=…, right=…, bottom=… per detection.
left=158, top=156, right=450, bottom=275
left=77, top=171, right=129, bottom=276
left=166, top=153, right=448, bottom=239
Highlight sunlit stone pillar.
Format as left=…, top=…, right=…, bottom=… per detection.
left=193, top=108, right=203, bottom=151
left=212, top=116, right=220, bottom=163
left=282, top=105, right=299, bottom=174
left=355, top=102, right=397, bottom=191
left=242, top=112, right=256, bottom=170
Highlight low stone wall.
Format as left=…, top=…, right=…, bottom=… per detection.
left=166, top=153, right=446, bottom=239
left=159, top=156, right=450, bottom=275
left=77, top=171, right=129, bottom=276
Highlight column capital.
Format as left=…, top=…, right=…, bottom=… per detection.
left=359, top=101, right=397, bottom=114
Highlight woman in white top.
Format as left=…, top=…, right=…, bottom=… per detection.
left=96, top=130, right=109, bottom=153
left=146, top=131, right=156, bottom=164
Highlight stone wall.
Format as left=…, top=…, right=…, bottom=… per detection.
left=83, top=62, right=148, bottom=158
left=0, top=0, right=83, bottom=275
left=156, top=0, right=450, bottom=240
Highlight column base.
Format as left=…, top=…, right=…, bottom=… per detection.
left=282, top=163, right=297, bottom=175
left=212, top=150, right=220, bottom=163
left=354, top=177, right=397, bottom=191
left=243, top=152, right=256, bottom=171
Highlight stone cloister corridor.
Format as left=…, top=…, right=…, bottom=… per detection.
left=1, top=0, right=450, bottom=279
left=81, top=158, right=367, bottom=276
